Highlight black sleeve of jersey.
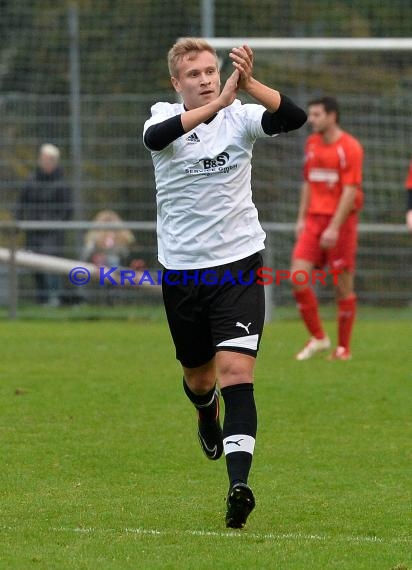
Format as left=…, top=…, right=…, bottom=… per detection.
left=407, top=189, right=412, bottom=211
left=144, top=115, right=185, bottom=151
left=261, top=94, right=307, bottom=135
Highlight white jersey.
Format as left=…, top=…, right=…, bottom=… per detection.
left=143, top=99, right=277, bottom=269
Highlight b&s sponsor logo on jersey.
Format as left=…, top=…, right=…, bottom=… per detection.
left=199, top=152, right=229, bottom=169
left=185, top=151, right=238, bottom=176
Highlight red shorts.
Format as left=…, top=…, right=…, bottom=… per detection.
left=292, top=213, right=358, bottom=272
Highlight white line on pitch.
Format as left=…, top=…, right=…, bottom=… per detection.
left=51, top=527, right=411, bottom=544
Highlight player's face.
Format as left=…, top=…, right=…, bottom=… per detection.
left=307, top=104, right=336, bottom=134
left=171, top=50, right=221, bottom=110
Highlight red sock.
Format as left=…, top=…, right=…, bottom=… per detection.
left=293, top=287, right=325, bottom=339
left=338, top=295, right=357, bottom=350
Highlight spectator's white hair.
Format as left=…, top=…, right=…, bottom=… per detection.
left=39, top=143, right=60, bottom=160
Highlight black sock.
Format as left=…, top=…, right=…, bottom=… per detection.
left=221, top=383, right=257, bottom=487
left=183, top=378, right=217, bottom=422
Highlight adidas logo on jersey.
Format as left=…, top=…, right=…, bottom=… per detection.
left=186, top=132, right=200, bottom=143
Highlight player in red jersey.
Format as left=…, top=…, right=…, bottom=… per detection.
left=405, top=161, right=412, bottom=232
left=290, top=96, right=364, bottom=360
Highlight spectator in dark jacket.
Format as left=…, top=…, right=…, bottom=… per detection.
left=405, top=160, right=412, bottom=232
left=16, top=143, right=72, bottom=305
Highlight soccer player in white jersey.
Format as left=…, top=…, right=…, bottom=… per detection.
left=143, top=37, right=306, bottom=529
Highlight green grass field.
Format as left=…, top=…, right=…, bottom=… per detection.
left=0, top=312, right=410, bottom=569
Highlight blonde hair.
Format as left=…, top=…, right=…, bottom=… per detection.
left=85, top=210, right=135, bottom=250
left=167, top=37, right=218, bottom=77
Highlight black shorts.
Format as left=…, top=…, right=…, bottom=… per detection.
left=162, top=252, right=265, bottom=368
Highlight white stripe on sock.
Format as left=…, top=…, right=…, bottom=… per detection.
left=223, top=434, right=255, bottom=455
left=196, top=388, right=217, bottom=408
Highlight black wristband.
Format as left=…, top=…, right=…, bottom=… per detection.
left=407, top=189, right=412, bottom=211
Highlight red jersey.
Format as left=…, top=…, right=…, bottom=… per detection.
left=405, top=161, right=412, bottom=189
left=304, top=131, right=364, bottom=215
